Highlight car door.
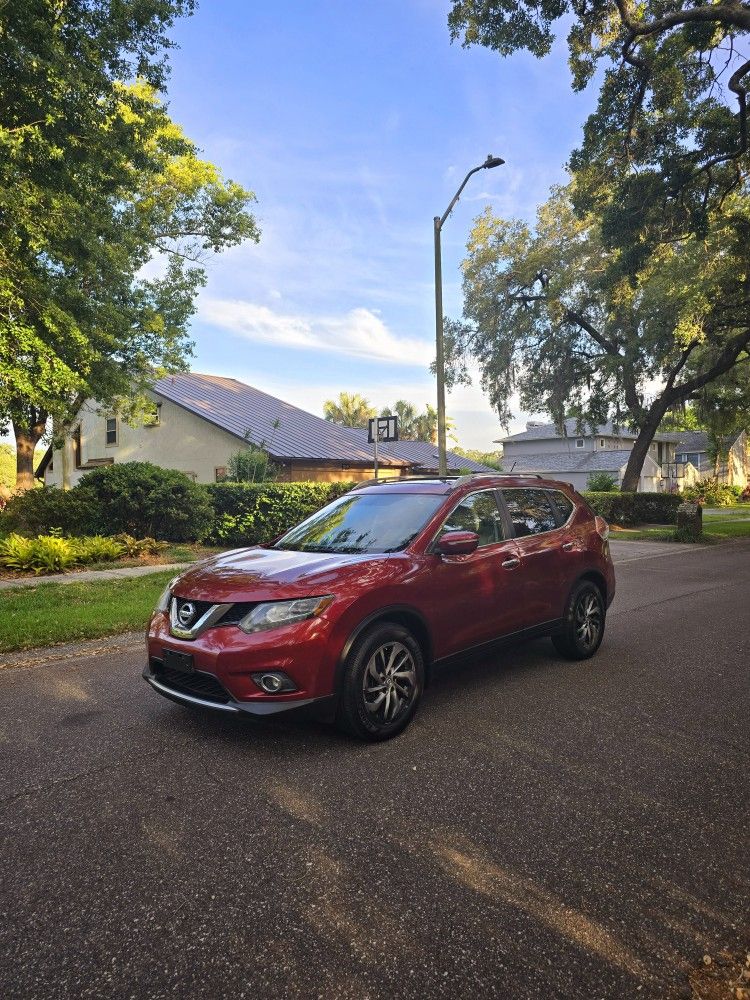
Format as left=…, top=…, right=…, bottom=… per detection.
left=422, top=489, right=524, bottom=658
left=499, top=487, right=565, bottom=629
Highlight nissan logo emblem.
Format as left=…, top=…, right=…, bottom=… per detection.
left=177, top=601, right=196, bottom=627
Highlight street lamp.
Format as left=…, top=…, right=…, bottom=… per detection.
left=434, top=154, right=505, bottom=476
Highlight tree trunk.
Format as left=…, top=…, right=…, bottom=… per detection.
left=621, top=403, right=669, bottom=492
left=13, top=412, right=48, bottom=491
left=14, top=428, right=39, bottom=491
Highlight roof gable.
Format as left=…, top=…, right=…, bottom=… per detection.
left=153, top=373, right=411, bottom=467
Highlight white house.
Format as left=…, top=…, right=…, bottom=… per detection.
left=37, top=372, right=497, bottom=487
left=498, top=419, right=696, bottom=492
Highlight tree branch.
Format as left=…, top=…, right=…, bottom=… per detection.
left=668, top=328, right=750, bottom=402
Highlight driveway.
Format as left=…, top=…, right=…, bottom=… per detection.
left=1, top=540, right=748, bottom=1000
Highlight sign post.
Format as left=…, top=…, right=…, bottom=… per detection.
left=367, top=415, right=399, bottom=480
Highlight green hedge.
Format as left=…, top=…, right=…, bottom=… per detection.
left=204, top=481, right=355, bottom=547
left=582, top=491, right=683, bottom=526
left=1, top=486, right=100, bottom=536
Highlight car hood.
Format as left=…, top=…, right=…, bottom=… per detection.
left=170, top=546, right=394, bottom=603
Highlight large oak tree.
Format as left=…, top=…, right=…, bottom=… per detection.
left=0, top=1, right=259, bottom=488
left=446, top=182, right=750, bottom=491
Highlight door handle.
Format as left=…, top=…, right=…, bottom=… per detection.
left=561, top=542, right=574, bottom=551
left=502, top=558, right=520, bottom=569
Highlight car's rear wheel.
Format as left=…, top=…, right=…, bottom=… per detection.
left=336, top=622, right=424, bottom=741
left=552, top=580, right=605, bottom=660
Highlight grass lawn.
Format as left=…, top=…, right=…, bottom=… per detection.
left=611, top=505, right=750, bottom=543
left=0, top=569, right=176, bottom=653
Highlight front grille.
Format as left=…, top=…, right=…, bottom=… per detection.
left=216, top=602, right=256, bottom=626
left=151, top=659, right=231, bottom=704
left=171, top=597, right=215, bottom=620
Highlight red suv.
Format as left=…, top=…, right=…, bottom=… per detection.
left=144, top=476, right=615, bottom=741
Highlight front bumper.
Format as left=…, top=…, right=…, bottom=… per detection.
left=143, top=660, right=337, bottom=721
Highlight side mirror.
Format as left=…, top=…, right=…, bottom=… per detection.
left=435, top=530, right=479, bottom=556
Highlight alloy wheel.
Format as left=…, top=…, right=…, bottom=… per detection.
left=575, top=591, right=603, bottom=650
left=362, top=641, right=417, bottom=725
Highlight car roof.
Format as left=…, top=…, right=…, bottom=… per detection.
left=351, top=474, right=575, bottom=496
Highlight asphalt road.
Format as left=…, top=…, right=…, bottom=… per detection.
left=1, top=541, right=748, bottom=1000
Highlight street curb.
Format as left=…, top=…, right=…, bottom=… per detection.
left=0, top=562, right=190, bottom=591
left=0, top=630, right=145, bottom=672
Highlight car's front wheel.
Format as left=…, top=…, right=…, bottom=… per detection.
left=336, top=622, right=424, bottom=741
left=552, top=580, right=605, bottom=660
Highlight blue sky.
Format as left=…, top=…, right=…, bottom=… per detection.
left=166, top=1, right=600, bottom=448
left=31, top=1, right=601, bottom=451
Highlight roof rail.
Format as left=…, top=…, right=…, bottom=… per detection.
left=351, top=475, right=463, bottom=490
left=351, top=472, right=546, bottom=491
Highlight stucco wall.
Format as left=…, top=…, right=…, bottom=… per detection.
left=43, top=394, right=252, bottom=487
left=42, top=395, right=409, bottom=486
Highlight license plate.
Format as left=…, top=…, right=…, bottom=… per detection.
left=162, top=648, right=194, bottom=673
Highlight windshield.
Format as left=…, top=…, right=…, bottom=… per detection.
left=273, top=492, right=445, bottom=554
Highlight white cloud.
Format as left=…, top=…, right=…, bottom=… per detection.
left=200, top=299, right=432, bottom=368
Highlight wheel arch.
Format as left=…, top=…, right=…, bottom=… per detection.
left=575, top=570, right=607, bottom=605
left=336, top=606, right=434, bottom=691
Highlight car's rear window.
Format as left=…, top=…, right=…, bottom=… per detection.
left=273, top=493, right=446, bottom=554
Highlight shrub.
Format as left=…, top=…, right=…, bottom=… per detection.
left=78, top=463, right=215, bottom=541
left=681, top=477, right=736, bottom=507
left=0, top=533, right=80, bottom=574
left=586, top=472, right=618, bottom=492
left=582, top=491, right=683, bottom=526
left=114, top=533, right=168, bottom=556
left=204, top=481, right=355, bottom=546
left=72, top=535, right=125, bottom=562
left=1, top=485, right=99, bottom=536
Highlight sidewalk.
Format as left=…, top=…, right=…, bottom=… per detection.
left=0, top=562, right=189, bottom=591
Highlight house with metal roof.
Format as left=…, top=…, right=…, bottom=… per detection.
left=675, top=430, right=749, bottom=487
left=344, top=429, right=498, bottom=476
left=498, top=419, right=685, bottom=491
left=36, top=373, right=417, bottom=486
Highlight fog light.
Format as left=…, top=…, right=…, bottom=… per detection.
left=252, top=671, right=297, bottom=694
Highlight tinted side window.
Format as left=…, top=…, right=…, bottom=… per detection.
left=548, top=490, right=574, bottom=525
left=439, top=490, right=504, bottom=547
left=501, top=489, right=558, bottom=537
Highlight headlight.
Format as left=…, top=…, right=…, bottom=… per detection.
left=238, top=595, right=333, bottom=634
left=154, top=576, right=180, bottom=613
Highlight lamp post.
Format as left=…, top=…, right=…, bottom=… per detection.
left=434, top=154, right=505, bottom=476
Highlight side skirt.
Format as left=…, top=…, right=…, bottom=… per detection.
left=433, top=618, right=566, bottom=670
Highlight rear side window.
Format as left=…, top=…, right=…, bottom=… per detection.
left=439, top=490, right=505, bottom=547
left=547, top=490, right=574, bottom=525
left=501, top=489, right=558, bottom=537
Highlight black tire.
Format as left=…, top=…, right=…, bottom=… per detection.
left=336, top=622, right=425, bottom=741
left=551, top=580, right=606, bottom=660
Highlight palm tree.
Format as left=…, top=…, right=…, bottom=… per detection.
left=383, top=400, right=419, bottom=439
left=323, top=392, right=376, bottom=429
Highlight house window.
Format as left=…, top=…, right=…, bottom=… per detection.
left=575, top=438, right=584, bottom=449
left=215, top=466, right=227, bottom=482
left=599, top=438, right=605, bottom=448
left=74, top=425, right=82, bottom=468
left=105, top=416, right=118, bottom=446
left=144, top=402, right=161, bottom=427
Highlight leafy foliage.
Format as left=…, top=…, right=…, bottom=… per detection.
left=205, top=482, right=355, bottom=547
left=586, top=472, right=618, bottom=492
left=323, top=393, right=376, bottom=429
left=681, top=477, right=738, bottom=506
left=450, top=446, right=503, bottom=471
left=113, top=533, right=168, bottom=556
left=449, top=182, right=750, bottom=491
left=1, top=485, right=100, bottom=536
left=77, top=462, right=214, bottom=540
left=448, top=1, right=750, bottom=246
left=72, top=535, right=126, bottom=563
left=0, top=533, right=80, bottom=574
left=582, top=491, right=683, bottom=526
left=0, top=1, right=259, bottom=488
